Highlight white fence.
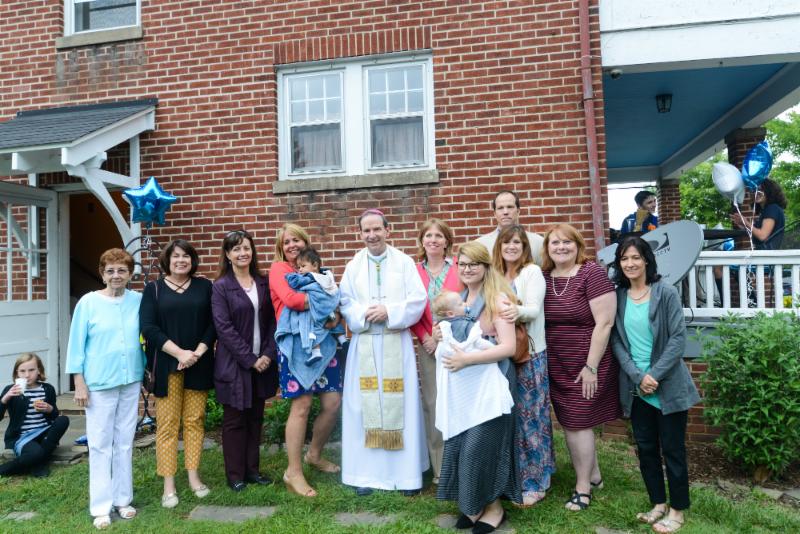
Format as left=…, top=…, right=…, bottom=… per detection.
left=682, top=250, right=800, bottom=319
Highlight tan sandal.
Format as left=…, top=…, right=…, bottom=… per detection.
left=637, top=507, right=667, bottom=525
left=652, top=517, right=684, bottom=533
left=303, top=453, right=341, bottom=474
left=283, top=471, right=317, bottom=497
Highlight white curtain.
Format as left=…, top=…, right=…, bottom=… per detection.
left=371, top=117, right=424, bottom=167
left=291, top=124, right=341, bottom=172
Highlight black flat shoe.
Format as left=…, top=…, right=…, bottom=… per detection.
left=227, top=479, right=247, bottom=492
left=472, top=511, right=506, bottom=534
left=355, top=486, right=374, bottom=496
left=455, top=513, right=475, bottom=529
left=245, top=473, right=273, bottom=485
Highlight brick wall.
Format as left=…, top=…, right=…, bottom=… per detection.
left=657, top=180, right=681, bottom=225
left=1, top=0, right=609, bottom=277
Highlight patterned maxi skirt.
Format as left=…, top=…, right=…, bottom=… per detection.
left=516, top=349, right=556, bottom=494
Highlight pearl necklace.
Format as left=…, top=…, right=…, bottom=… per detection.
left=551, top=265, right=578, bottom=297
left=629, top=285, right=651, bottom=301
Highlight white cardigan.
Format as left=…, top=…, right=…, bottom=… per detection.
left=513, top=264, right=547, bottom=353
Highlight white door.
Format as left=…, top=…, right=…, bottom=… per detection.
left=0, top=182, right=59, bottom=390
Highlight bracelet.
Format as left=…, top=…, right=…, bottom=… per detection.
left=584, top=364, right=597, bottom=375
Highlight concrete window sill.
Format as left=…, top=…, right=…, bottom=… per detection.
left=272, top=169, right=439, bottom=194
left=56, top=26, right=143, bottom=49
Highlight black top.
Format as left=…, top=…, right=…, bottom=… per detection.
left=755, top=203, right=785, bottom=250
left=0, top=382, right=60, bottom=450
left=140, top=277, right=216, bottom=397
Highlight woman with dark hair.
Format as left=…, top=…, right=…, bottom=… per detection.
left=410, top=217, right=462, bottom=484
left=212, top=230, right=278, bottom=492
left=66, top=248, right=144, bottom=529
left=541, top=223, right=620, bottom=512
left=611, top=236, right=700, bottom=534
left=731, top=178, right=787, bottom=250
left=140, top=239, right=216, bottom=507
left=492, top=225, right=555, bottom=507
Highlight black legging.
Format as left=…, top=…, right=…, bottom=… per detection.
left=0, top=415, right=70, bottom=476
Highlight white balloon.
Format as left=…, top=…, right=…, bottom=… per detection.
left=712, top=162, right=745, bottom=205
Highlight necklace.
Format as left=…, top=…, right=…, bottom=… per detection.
left=165, top=276, right=191, bottom=292
left=551, top=275, right=573, bottom=297
left=629, top=285, right=651, bottom=301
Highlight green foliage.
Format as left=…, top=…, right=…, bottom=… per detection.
left=679, top=152, right=732, bottom=227
left=767, top=112, right=800, bottom=158
left=262, top=397, right=342, bottom=445
left=700, top=312, right=800, bottom=477
left=205, top=390, right=224, bottom=430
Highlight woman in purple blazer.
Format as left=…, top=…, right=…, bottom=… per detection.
left=211, top=230, right=278, bottom=492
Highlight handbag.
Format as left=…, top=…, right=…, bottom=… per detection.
left=142, top=280, right=159, bottom=393
left=513, top=322, right=533, bottom=365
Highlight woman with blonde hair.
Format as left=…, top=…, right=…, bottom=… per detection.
left=541, top=223, right=620, bottom=511
left=492, top=225, right=555, bottom=506
left=436, top=241, right=521, bottom=533
left=269, top=223, right=343, bottom=498
left=410, top=218, right=463, bottom=484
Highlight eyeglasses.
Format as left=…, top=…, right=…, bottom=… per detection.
left=226, top=230, right=247, bottom=238
left=103, top=268, right=129, bottom=276
left=457, top=262, right=484, bottom=271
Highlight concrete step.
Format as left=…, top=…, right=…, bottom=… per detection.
left=56, top=393, right=84, bottom=415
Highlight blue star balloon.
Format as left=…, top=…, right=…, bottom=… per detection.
left=123, top=176, right=178, bottom=228
left=741, top=141, right=773, bottom=191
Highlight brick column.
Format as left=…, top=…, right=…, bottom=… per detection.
left=657, top=179, right=681, bottom=224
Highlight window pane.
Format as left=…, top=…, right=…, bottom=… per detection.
left=407, top=90, right=424, bottom=112
left=325, top=75, right=340, bottom=97
left=370, top=94, right=386, bottom=115
left=307, top=77, right=324, bottom=99
left=290, top=78, right=305, bottom=101
left=369, top=71, right=386, bottom=93
left=73, top=0, right=137, bottom=33
left=291, top=102, right=306, bottom=123
left=407, top=66, right=423, bottom=89
left=371, top=117, right=424, bottom=167
left=291, top=124, right=342, bottom=172
left=388, top=92, right=405, bottom=114
left=387, top=69, right=405, bottom=91
left=326, top=98, right=341, bottom=120
left=308, top=100, right=324, bottom=121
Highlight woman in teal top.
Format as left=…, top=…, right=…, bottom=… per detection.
left=611, top=237, right=700, bottom=534
left=66, top=248, right=145, bottom=530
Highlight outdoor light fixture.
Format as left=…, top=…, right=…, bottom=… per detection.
left=656, top=93, right=672, bottom=113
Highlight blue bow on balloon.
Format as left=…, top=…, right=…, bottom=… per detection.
left=741, top=141, right=773, bottom=191
left=123, top=176, right=178, bottom=228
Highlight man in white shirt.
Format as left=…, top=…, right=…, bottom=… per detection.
left=339, top=209, right=429, bottom=496
left=476, top=190, right=544, bottom=264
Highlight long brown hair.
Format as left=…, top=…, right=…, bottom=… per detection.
left=541, top=223, right=591, bottom=272
left=491, top=225, right=535, bottom=275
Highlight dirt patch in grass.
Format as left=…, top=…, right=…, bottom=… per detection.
left=686, top=440, right=800, bottom=490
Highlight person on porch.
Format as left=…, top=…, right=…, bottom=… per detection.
left=620, top=190, right=659, bottom=235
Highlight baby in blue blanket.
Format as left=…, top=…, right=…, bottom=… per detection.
left=295, top=248, right=347, bottom=364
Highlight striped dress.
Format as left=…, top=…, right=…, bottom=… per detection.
left=543, top=262, right=621, bottom=430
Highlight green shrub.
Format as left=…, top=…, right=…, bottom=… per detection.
left=700, top=312, right=800, bottom=480
left=205, top=390, right=224, bottom=430
left=262, top=397, right=341, bottom=445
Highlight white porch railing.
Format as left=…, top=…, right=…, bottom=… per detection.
left=682, top=250, right=800, bottom=319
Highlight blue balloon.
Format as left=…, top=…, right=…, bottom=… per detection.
left=741, top=141, right=773, bottom=191
left=123, top=176, right=178, bottom=228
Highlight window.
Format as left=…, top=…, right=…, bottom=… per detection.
left=278, top=54, right=434, bottom=182
left=65, top=0, right=141, bottom=36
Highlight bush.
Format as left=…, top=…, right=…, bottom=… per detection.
left=205, top=390, right=224, bottom=430
left=700, top=312, right=800, bottom=481
left=262, top=397, right=341, bottom=446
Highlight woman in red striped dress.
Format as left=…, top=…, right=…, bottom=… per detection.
left=542, top=223, right=621, bottom=512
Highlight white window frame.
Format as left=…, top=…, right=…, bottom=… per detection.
left=64, top=0, right=141, bottom=37
left=277, top=53, right=435, bottom=181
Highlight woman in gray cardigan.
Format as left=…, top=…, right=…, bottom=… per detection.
left=611, top=236, right=700, bottom=534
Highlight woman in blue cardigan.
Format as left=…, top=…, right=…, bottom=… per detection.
left=611, top=236, right=700, bottom=534
left=211, top=230, right=278, bottom=492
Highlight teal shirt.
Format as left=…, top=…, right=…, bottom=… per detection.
left=66, top=290, right=145, bottom=391
left=623, top=297, right=660, bottom=410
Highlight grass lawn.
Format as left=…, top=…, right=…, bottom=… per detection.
left=1, top=431, right=798, bottom=533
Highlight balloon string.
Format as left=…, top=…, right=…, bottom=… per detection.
left=733, top=200, right=756, bottom=303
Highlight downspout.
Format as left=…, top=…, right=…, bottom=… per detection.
left=578, top=0, right=606, bottom=252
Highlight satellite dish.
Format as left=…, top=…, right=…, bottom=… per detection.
left=598, top=221, right=704, bottom=286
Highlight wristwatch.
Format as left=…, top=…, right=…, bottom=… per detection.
left=584, top=364, right=597, bottom=375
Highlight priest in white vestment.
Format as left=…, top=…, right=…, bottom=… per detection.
left=340, top=209, right=429, bottom=494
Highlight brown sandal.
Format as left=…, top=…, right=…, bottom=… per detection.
left=303, top=453, right=341, bottom=474
left=283, top=471, right=317, bottom=497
